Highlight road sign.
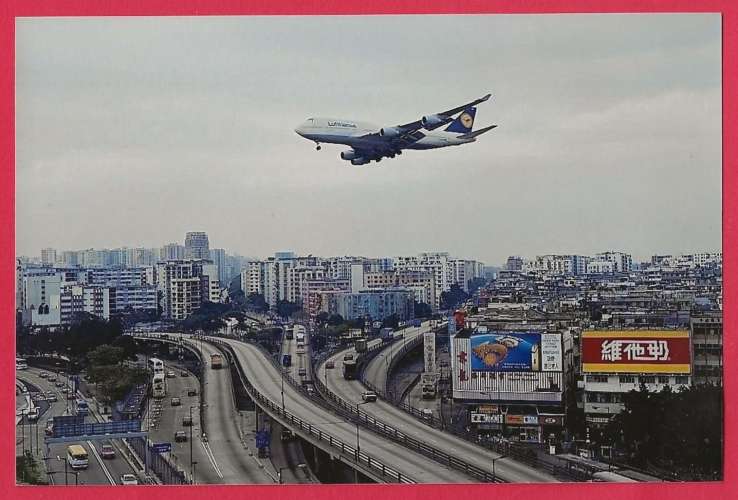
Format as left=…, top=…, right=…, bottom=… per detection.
left=152, top=442, right=172, bottom=453
left=52, top=418, right=141, bottom=439
left=255, top=430, right=270, bottom=449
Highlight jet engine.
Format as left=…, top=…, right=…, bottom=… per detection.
left=351, top=158, right=370, bottom=166
left=340, top=149, right=359, bottom=161
left=421, top=114, right=450, bottom=130
left=379, top=126, right=402, bottom=137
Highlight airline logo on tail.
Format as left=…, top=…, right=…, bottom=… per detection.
left=445, top=107, right=477, bottom=133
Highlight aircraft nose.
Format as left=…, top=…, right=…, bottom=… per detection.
left=294, top=124, right=305, bottom=136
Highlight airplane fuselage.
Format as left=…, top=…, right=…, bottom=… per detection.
left=294, top=117, right=476, bottom=150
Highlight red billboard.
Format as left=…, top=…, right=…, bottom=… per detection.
left=582, top=330, right=691, bottom=374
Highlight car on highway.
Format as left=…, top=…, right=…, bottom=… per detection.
left=343, top=354, right=354, bottom=361
left=26, top=407, right=40, bottom=421
left=166, top=371, right=176, bottom=378
left=187, top=388, right=197, bottom=397
left=298, top=367, right=307, bottom=377
left=120, top=473, right=138, bottom=485
left=361, top=391, right=378, bottom=402
left=180, top=370, right=189, bottom=377
left=421, top=409, right=434, bottom=420
left=46, top=392, right=58, bottom=402
left=182, top=415, right=193, bottom=426
left=47, top=375, right=57, bottom=382
left=100, top=443, right=116, bottom=459
left=170, top=397, right=181, bottom=407
left=325, top=360, right=335, bottom=369
left=281, top=429, right=294, bottom=441
left=44, top=419, right=54, bottom=435
left=61, top=387, right=69, bottom=393
left=174, top=430, right=187, bottom=442
left=54, top=381, right=65, bottom=388
left=38, top=371, right=49, bottom=378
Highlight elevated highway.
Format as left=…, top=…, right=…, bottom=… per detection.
left=315, top=322, right=559, bottom=483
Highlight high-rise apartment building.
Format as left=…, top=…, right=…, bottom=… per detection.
left=184, top=232, right=210, bottom=260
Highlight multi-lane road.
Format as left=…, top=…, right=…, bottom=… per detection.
left=316, top=322, right=559, bottom=483
left=16, top=368, right=139, bottom=486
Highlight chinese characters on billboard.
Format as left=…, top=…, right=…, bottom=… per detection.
left=582, top=330, right=691, bottom=374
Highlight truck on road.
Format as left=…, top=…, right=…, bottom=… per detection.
left=342, top=359, right=357, bottom=380
left=210, top=353, right=224, bottom=369
left=282, top=354, right=292, bottom=367
left=355, top=338, right=368, bottom=353
left=380, top=328, right=393, bottom=341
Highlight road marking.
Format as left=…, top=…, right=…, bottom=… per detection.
left=87, top=440, right=116, bottom=485
left=200, top=440, right=223, bottom=479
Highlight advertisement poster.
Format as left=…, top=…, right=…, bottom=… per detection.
left=470, top=332, right=547, bottom=372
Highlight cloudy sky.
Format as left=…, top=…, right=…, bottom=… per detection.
left=15, top=14, right=721, bottom=265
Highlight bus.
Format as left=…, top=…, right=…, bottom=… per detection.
left=75, top=399, right=89, bottom=416
left=15, top=357, right=28, bottom=370
left=295, top=325, right=306, bottom=347
left=342, top=359, right=357, bottom=380
left=148, top=358, right=164, bottom=375
left=152, top=373, right=166, bottom=398
left=67, top=444, right=89, bottom=469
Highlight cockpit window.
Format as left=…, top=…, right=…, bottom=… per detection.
left=307, top=118, right=315, bottom=126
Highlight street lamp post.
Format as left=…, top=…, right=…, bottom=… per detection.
left=189, top=405, right=196, bottom=478
left=277, top=466, right=289, bottom=484
left=491, top=455, right=506, bottom=482
left=192, top=460, right=198, bottom=484
left=281, top=367, right=286, bottom=413
left=355, top=401, right=370, bottom=473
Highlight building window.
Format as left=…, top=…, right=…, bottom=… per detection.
left=675, top=376, right=689, bottom=385
left=658, top=376, right=670, bottom=384
left=589, top=375, right=609, bottom=383
left=640, top=376, right=655, bottom=384
left=619, top=375, right=635, bottom=384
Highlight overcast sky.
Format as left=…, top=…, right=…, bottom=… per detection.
left=15, top=14, right=721, bottom=266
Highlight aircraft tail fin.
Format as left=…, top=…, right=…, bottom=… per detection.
left=444, top=107, right=477, bottom=133
left=457, top=124, right=497, bottom=140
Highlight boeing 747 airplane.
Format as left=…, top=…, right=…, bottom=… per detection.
left=294, top=93, right=496, bottom=165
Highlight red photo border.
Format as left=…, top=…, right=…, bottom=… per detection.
left=1, top=1, right=734, bottom=500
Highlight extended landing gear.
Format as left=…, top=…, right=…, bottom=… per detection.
left=315, top=142, right=322, bottom=151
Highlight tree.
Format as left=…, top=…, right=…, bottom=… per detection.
left=88, top=345, right=125, bottom=368
left=414, top=302, right=432, bottom=318
left=315, top=311, right=331, bottom=326
left=246, top=293, right=269, bottom=313
left=440, top=284, right=470, bottom=310
left=327, top=314, right=344, bottom=326
left=276, top=300, right=301, bottom=318
left=601, top=384, right=722, bottom=479
left=382, top=314, right=399, bottom=329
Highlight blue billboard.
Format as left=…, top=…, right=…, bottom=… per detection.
left=470, top=332, right=541, bottom=372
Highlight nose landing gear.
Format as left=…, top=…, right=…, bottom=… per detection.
left=315, top=142, right=322, bottom=151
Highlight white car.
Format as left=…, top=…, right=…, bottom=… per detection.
left=120, top=473, right=138, bottom=485
left=361, top=391, right=377, bottom=402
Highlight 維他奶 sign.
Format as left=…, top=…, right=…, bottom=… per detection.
left=582, top=330, right=691, bottom=374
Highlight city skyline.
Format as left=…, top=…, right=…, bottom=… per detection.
left=16, top=14, right=721, bottom=265
left=21, top=239, right=722, bottom=269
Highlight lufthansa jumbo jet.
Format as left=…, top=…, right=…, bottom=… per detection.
left=294, top=93, right=496, bottom=166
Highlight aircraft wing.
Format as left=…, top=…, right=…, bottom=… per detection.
left=358, top=93, right=492, bottom=145
left=395, top=93, right=492, bottom=131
